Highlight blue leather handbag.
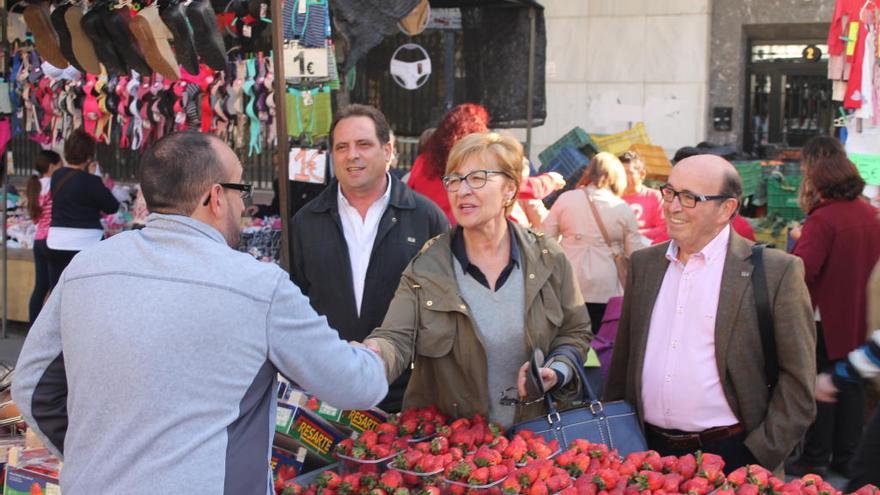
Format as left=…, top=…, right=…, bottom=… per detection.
left=508, top=347, right=647, bottom=457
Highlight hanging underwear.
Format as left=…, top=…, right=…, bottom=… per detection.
left=83, top=75, right=100, bottom=137
left=128, top=74, right=144, bottom=149
left=244, top=57, right=261, bottom=156
left=264, top=55, right=276, bottom=148
left=95, top=73, right=113, bottom=144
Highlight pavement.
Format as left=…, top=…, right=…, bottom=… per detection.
left=0, top=320, right=27, bottom=366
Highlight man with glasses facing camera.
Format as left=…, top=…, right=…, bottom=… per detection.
left=605, top=154, right=816, bottom=475
left=13, top=131, right=389, bottom=494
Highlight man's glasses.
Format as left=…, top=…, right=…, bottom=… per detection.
left=659, top=184, right=732, bottom=209
left=441, top=170, right=510, bottom=192
left=202, top=183, right=254, bottom=206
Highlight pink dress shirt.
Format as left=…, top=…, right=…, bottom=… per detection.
left=641, top=225, right=740, bottom=431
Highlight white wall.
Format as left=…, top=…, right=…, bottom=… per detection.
left=524, top=0, right=712, bottom=164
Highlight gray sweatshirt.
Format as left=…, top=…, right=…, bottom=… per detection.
left=12, top=214, right=388, bottom=494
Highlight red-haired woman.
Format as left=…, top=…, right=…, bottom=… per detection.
left=408, top=104, right=491, bottom=223
left=789, top=136, right=880, bottom=476
left=25, top=150, right=62, bottom=323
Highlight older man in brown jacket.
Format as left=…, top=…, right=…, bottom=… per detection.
left=606, top=155, right=816, bottom=474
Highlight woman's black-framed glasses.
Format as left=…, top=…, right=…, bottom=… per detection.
left=203, top=183, right=254, bottom=206
left=441, top=170, right=510, bottom=192
left=659, top=184, right=731, bottom=209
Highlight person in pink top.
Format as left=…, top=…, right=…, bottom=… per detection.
left=620, top=151, right=666, bottom=243
left=606, top=154, right=816, bottom=474
left=25, top=150, right=63, bottom=324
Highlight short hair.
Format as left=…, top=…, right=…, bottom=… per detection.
left=618, top=150, right=645, bottom=172
left=720, top=168, right=743, bottom=218
left=576, top=152, right=627, bottom=196
left=64, top=128, right=96, bottom=165
left=799, top=136, right=864, bottom=213
left=329, top=104, right=391, bottom=146
left=138, top=131, right=228, bottom=215
left=446, top=132, right=524, bottom=214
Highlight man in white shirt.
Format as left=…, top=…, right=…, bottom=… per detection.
left=289, top=105, right=448, bottom=412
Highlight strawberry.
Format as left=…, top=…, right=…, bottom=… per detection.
left=636, top=471, right=664, bottom=491
left=618, top=460, right=638, bottom=478
left=380, top=470, right=404, bottom=490
left=555, top=450, right=575, bottom=468
left=854, top=486, right=880, bottom=495
left=474, top=445, right=503, bottom=467
left=559, top=487, right=577, bottom=495
left=529, top=481, right=549, bottom=495
left=802, top=474, right=824, bottom=486
left=518, top=466, right=539, bottom=486
left=727, top=467, right=747, bottom=487
left=660, top=456, right=679, bottom=474
left=392, top=489, right=410, bottom=495
left=661, top=473, right=683, bottom=493
left=502, top=476, right=523, bottom=495
left=677, top=454, right=697, bottom=479
left=489, top=465, right=510, bottom=482
left=370, top=489, right=388, bottom=495
left=735, top=485, right=759, bottom=495
left=469, top=467, right=490, bottom=485
left=594, top=469, right=621, bottom=491
left=306, top=396, right=321, bottom=411
left=372, top=445, right=392, bottom=459
left=746, top=465, right=770, bottom=488
left=642, top=451, right=663, bottom=472
left=419, top=487, right=442, bottom=495
left=681, top=477, right=711, bottom=495
left=547, top=474, right=572, bottom=493
left=361, top=431, right=379, bottom=449
left=569, top=454, right=591, bottom=477
left=430, top=436, right=449, bottom=455
left=715, top=489, right=735, bottom=495
left=378, top=423, right=398, bottom=436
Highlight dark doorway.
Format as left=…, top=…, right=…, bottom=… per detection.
left=744, top=41, right=837, bottom=156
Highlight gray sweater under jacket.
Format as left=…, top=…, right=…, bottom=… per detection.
left=12, top=214, right=388, bottom=495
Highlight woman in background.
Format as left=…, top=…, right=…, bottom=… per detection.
left=25, top=150, right=62, bottom=323
left=541, top=152, right=647, bottom=327
left=46, top=128, right=119, bottom=287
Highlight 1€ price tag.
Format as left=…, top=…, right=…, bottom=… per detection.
left=283, top=41, right=329, bottom=79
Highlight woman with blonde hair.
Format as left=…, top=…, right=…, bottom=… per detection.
left=365, top=131, right=591, bottom=427
left=541, top=152, right=647, bottom=327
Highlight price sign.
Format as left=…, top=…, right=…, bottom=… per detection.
left=802, top=44, right=822, bottom=63
left=283, top=42, right=329, bottom=79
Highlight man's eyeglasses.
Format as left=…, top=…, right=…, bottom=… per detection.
left=659, top=184, right=732, bottom=209
left=202, top=183, right=254, bottom=206
left=441, top=170, right=510, bottom=192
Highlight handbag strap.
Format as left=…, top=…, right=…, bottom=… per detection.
left=545, top=345, right=600, bottom=408
left=582, top=188, right=616, bottom=252
left=750, top=244, right=779, bottom=391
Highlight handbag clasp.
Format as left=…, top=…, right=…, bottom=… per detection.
left=589, top=400, right=604, bottom=415
left=546, top=411, right=561, bottom=424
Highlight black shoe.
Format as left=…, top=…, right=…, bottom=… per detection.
left=785, top=459, right=829, bottom=477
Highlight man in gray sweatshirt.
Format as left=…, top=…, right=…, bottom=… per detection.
left=12, top=131, right=388, bottom=494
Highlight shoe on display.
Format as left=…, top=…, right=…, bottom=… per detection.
left=23, top=1, right=70, bottom=68
left=130, top=3, right=180, bottom=81
left=50, top=3, right=85, bottom=72
left=65, top=4, right=103, bottom=74
left=158, top=0, right=200, bottom=76
left=81, top=1, right=128, bottom=74
left=101, top=4, right=153, bottom=76
left=186, top=0, right=228, bottom=71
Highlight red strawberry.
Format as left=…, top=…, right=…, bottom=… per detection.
left=377, top=423, right=398, bottom=436
left=306, top=396, right=320, bottom=411
left=661, top=473, right=683, bottom=493
left=618, top=460, right=638, bottom=478
left=727, top=467, right=747, bottom=487
left=489, top=465, right=510, bottom=482
left=555, top=450, right=575, bottom=467
left=469, top=467, right=490, bottom=485
left=681, top=477, right=711, bottom=495
left=638, top=471, right=664, bottom=491
left=529, top=480, right=549, bottom=495
left=547, top=474, right=572, bottom=493
left=715, top=489, right=735, bottom=495
left=430, top=436, right=449, bottom=455
left=642, top=451, right=663, bottom=472
left=677, top=454, right=697, bottom=479
left=502, top=476, right=523, bottom=495
left=370, top=489, right=388, bottom=495
left=594, top=469, right=621, bottom=491
left=420, top=487, right=441, bottom=495
left=735, top=485, right=759, bottom=495
left=660, top=456, right=679, bottom=474
left=380, top=470, right=403, bottom=490
left=361, top=430, right=379, bottom=448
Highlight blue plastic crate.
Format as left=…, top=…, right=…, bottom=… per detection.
left=540, top=145, right=590, bottom=182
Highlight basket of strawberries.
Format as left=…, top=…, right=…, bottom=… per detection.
left=442, top=445, right=511, bottom=495
left=336, top=430, right=406, bottom=474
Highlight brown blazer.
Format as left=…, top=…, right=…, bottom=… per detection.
left=605, top=230, right=816, bottom=471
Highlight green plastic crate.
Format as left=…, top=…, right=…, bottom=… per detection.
left=538, top=127, right=598, bottom=167
left=733, top=161, right=762, bottom=197
left=767, top=175, right=803, bottom=220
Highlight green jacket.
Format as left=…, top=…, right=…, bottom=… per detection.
left=366, top=222, right=593, bottom=424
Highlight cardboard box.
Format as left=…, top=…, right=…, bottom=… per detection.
left=4, top=466, right=60, bottom=495
left=275, top=405, right=346, bottom=463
